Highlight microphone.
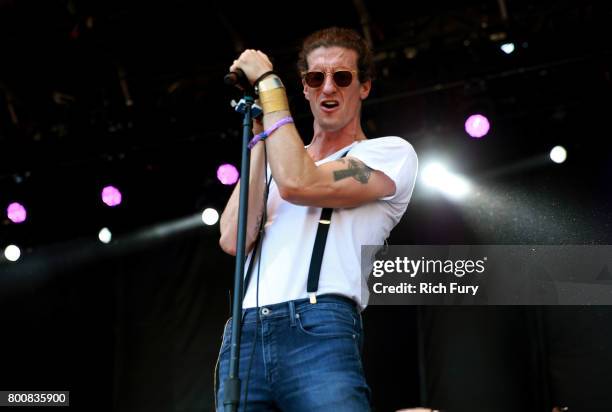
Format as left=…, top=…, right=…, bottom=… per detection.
left=224, top=68, right=251, bottom=91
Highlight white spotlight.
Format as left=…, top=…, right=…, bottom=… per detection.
left=421, top=163, right=471, bottom=200
left=500, top=42, right=515, bottom=54
left=421, top=163, right=449, bottom=187
left=550, top=146, right=567, bottom=164
left=98, top=227, right=113, bottom=244
left=202, top=208, right=219, bottom=226
left=4, top=245, right=21, bottom=262
left=441, top=174, right=471, bottom=199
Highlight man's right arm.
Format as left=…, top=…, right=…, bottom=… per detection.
left=219, top=135, right=267, bottom=256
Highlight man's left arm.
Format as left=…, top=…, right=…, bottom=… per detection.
left=287, top=156, right=398, bottom=208
left=259, top=110, right=397, bottom=208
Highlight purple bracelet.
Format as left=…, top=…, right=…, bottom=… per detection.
left=248, top=116, right=294, bottom=149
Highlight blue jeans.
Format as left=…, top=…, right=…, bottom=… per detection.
left=215, top=295, right=371, bottom=411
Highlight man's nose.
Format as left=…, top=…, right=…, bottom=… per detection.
left=321, top=73, right=337, bottom=94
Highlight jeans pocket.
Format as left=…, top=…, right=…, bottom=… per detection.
left=296, top=305, right=359, bottom=339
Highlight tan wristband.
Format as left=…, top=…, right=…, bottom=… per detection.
left=259, top=87, right=289, bottom=114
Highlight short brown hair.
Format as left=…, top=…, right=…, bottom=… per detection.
left=297, top=27, right=374, bottom=83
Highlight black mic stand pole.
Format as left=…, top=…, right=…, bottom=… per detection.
left=223, top=79, right=255, bottom=412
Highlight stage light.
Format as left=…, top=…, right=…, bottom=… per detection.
left=102, top=185, right=122, bottom=207
left=465, top=114, right=490, bottom=138
left=7, top=202, right=27, bottom=223
left=202, top=208, right=219, bottom=225
left=98, top=228, right=112, bottom=244
left=421, top=163, right=471, bottom=200
left=500, top=42, right=515, bottom=54
left=421, top=163, right=447, bottom=187
left=217, top=164, right=239, bottom=185
left=4, top=245, right=21, bottom=262
left=550, top=146, right=567, bottom=164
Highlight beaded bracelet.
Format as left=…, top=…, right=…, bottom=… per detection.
left=248, top=116, right=294, bottom=149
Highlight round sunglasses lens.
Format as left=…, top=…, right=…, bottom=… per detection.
left=305, top=72, right=324, bottom=87
left=333, top=71, right=353, bottom=87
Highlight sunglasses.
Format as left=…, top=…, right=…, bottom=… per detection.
left=302, top=69, right=358, bottom=88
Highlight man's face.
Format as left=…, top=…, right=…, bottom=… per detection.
left=303, top=46, right=371, bottom=132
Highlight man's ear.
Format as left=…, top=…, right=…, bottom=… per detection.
left=303, top=79, right=310, bottom=101
left=360, top=79, right=372, bottom=100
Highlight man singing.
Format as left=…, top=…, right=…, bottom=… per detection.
left=217, top=27, right=418, bottom=411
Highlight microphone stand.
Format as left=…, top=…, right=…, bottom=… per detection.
left=223, top=84, right=255, bottom=412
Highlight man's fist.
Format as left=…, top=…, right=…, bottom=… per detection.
left=229, top=49, right=273, bottom=85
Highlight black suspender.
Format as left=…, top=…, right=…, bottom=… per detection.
left=243, top=149, right=351, bottom=304
left=305, top=205, right=333, bottom=303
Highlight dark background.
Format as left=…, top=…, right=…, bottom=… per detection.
left=1, top=1, right=611, bottom=411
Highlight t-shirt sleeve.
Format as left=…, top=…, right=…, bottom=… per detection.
left=347, top=136, right=418, bottom=203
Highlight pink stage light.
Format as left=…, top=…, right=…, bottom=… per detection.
left=465, top=114, right=490, bottom=138
left=102, top=186, right=122, bottom=207
left=217, top=164, right=239, bottom=185
left=7, top=202, right=27, bottom=223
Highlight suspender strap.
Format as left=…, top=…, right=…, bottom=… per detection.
left=306, top=206, right=333, bottom=303
left=306, top=150, right=350, bottom=303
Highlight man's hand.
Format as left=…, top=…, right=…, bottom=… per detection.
left=230, top=49, right=273, bottom=85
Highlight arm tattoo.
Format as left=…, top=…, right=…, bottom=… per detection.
left=333, top=158, right=373, bottom=184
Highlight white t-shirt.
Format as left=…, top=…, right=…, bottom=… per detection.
left=242, top=136, right=418, bottom=311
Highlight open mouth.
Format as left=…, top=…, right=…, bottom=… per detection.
left=320, top=100, right=340, bottom=112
